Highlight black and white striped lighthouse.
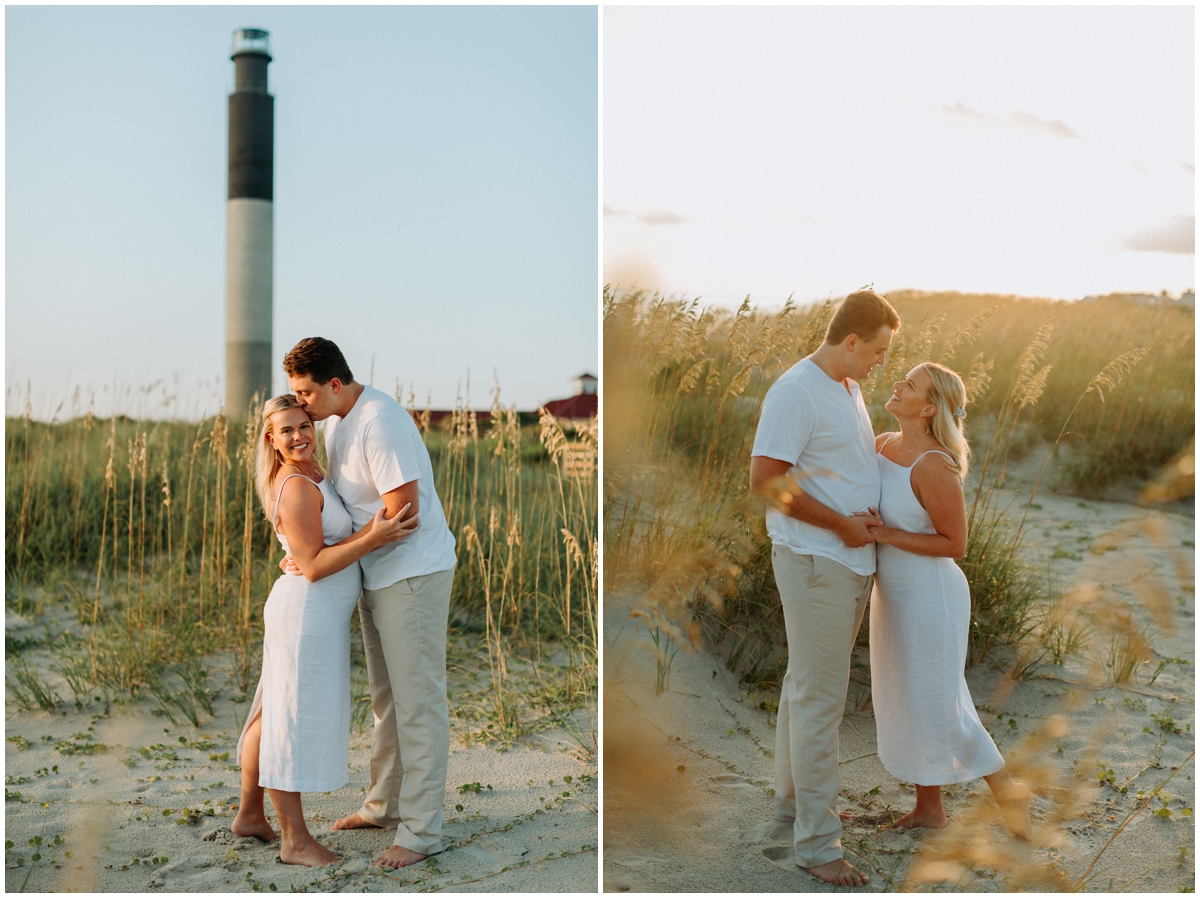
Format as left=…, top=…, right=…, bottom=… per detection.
left=225, top=28, right=274, bottom=417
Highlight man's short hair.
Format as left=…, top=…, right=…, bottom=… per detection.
left=282, top=337, right=355, bottom=385
left=825, top=290, right=901, bottom=345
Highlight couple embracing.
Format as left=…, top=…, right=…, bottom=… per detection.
left=232, top=337, right=456, bottom=869
left=750, top=291, right=1032, bottom=887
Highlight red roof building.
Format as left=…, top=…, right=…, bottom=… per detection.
left=543, top=372, right=597, bottom=419
left=406, top=373, right=598, bottom=428
left=543, top=393, right=597, bottom=419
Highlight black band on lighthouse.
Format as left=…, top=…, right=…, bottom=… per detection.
left=228, top=92, right=274, bottom=200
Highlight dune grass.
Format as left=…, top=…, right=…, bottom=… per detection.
left=6, top=385, right=597, bottom=748
left=603, top=286, right=1192, bottom=685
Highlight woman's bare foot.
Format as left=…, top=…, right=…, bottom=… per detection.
left=888, top=807, right=948, bottom=830
left=373, top=846, right=427, bottom=870
left=332, top=812, right=380, bottom=831
left=231, top=812, right=278, bottom=842
left=802, top=858, right=869, bottom=887
left=995, top=782, right=1032, bottom=840
left=280, top=836, right=340, bottom=867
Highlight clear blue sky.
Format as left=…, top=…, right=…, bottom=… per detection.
left=7, top=5, right=598, bottom=420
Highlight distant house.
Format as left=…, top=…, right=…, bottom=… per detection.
left=543, top=372, right=598, bottom=420
left=1079, top=290, right=1194, bottom=309
left=411, top=408, right=491, bottom=428
left=407, top=373, right=598, bottom=431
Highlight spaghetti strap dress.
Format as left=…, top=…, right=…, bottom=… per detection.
left=868, top=438, right=1004, bottom=786
left=236, top=473, right=362, bottom=792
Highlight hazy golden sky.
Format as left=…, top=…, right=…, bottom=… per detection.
left=604, top=6, right=1194, bottom=306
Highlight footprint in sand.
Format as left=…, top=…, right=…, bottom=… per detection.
left=740, top=819, right=793, bottom=843
left=202, top=827, right=267, bottom=850
left=147, top=857, right=222, bottom=889
left=463, top=840, right=529, bottom=869
left=762, top=844, right=803, bottom=873
left=709, top=774, right=759, bottom=791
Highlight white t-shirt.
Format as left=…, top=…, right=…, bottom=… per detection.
left=752, top=358, right=881, bottom=576
left=324, top=385, right=457, bottom=590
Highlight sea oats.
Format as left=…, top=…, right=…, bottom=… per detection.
left=962, top=352, right=994, bottom=408
left=939, top=304, right=999, bottom=362
left=538, top=406, right=568, bottom=465
left=799, top=297, right=836, bottom=357
left=1086, top=347, right=1149, bottom=403
left=1014, top=362, right=1052, bottom=410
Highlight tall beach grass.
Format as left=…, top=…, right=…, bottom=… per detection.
left=603, top=286, right=1192, bottom=683
left=6, top=382, right=597, bottom=746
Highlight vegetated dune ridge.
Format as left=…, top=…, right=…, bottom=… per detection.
left=3, top=634, right=597, bottom=894
left=603, top=489, right=1194, bottom=893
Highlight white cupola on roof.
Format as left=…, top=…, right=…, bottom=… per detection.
left=571, top=373, right=597, bottom=396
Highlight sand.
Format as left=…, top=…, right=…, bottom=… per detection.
left=4, top=629, right=597, bottom=893
left=603, top=488, right=1194, bottom=892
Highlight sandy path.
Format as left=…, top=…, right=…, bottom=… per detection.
left=603, top=491, right=1194, bottom=892
left=4, top=632, right=596, bottom=893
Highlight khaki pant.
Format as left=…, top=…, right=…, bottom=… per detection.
left=355, top=566, right=455, bottom=855
left=771, top=548, right=871, bottom=867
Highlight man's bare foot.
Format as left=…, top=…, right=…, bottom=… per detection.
left=231, top=813, right=278, bottom=842
left=995, top=782, right=1033, bottom=840
left=373, top=845, right=427, bottom=870
left=802, top=858, right=869, bottom=887
left=332, top=812, right=380, bottom=831
left=279, top=837, right=340, bottom=867
left=838, top=810, right=856, bottom=822
left=888, top=807, right=948, bottom=830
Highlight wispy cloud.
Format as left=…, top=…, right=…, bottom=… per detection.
left=604, top=204, right=686, bottom=226
left=1120, top=216, right=1195, bottom=255
left=637, top=210, right=685, bottom=226
left=942, top=102, right=1081, bottom=139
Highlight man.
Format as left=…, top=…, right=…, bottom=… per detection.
left=749, top=290, right=900, bottom=887
left=283, top=337, right=457, bottom=870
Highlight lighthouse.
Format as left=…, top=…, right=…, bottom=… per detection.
left=225, top=28, right=274, bottom=417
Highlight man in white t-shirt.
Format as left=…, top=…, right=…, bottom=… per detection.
left=750, top=290, right=900, bottom=888
left=284, top=337, right=457, bottom=870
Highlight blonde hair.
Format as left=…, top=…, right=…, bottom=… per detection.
left=917, top=362, right=970, bottom=480
left=255, top=395, right=325, bottom=521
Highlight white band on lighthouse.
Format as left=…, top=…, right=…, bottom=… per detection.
left=226, top=198, right=273, bottom=345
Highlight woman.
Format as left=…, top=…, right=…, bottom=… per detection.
left=861, top=362, right=1032, bottom=839
left=232, top=395, right=417, bottom=866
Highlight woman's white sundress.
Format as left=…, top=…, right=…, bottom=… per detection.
left=236, top=473, right=361, bottom=793
left=869, top=437, right=1004, bottom=786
